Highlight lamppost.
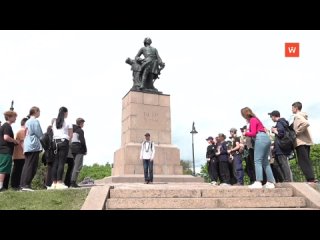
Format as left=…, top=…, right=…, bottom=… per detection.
left=10, top=100, right=14, bottom=111
left=190, top=121, right=198, bottom=176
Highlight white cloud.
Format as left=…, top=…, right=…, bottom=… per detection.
left=0, top=30, right=319, bottom=170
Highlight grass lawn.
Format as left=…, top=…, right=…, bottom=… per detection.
left=0, top=188, right=90, bottom=210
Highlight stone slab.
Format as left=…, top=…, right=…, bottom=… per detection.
left=81, top=185, right=111, bottom=210
left=106, top=197, right=306, bottom=209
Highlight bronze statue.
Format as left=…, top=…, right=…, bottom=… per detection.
left=126, top=37, right=165, bottom=93
left=125, top=58, right=142, bottom=91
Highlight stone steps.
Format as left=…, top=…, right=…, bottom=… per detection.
left=107, top=197, right=306, bottom=209
left=106, top=184, right=307, bottom=209
left=110, top=187, right=294, bottom=198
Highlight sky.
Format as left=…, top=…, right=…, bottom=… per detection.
left=0, top=30, right=319, bottom=173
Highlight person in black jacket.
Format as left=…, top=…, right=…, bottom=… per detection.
left=70, top=118, right=87, bottom=188
left=216, top=133, right=230, bottom=186
left=40, top=124, right=54, bottom=187
left=269, top=110, right=293, bottom=182
left=205, top=136, right=219, bottom=185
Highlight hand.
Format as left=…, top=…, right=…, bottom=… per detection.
left=13, top=139, right=19, bottom=145
left=206, top=158, right=210, bottom=162
left=271, top=127, right=278, bottom=134
left=227, top=150, right=231, bottom=154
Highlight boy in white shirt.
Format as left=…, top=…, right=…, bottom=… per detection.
left=140, top=133, right=155, bottom=184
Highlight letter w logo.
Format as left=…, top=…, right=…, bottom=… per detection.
left=285, top=43, right=299, bottom=57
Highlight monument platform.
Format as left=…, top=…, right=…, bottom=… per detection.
left=101, top=175, right=204, bottom=183
left=112, top=90, right=183, bottom=176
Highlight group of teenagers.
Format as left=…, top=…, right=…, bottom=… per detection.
left=206, top=102, right=317, bottom=189
left=0, top=106, right=87, bottom=192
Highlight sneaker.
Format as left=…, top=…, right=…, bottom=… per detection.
left=55, top=183, right=68, bottom=190
left=70, top=182, right=80, bottom=188
left=210, top=181, right=218, bottom=186
left=21, top=187, right=34, bottom=192
left=47, top=183, right=56, bottom=190
left=220, top=183, right=231, bottom=187
left=263, top=182, right=275, bottom=189
left=248, top=181, right=262, bottom=189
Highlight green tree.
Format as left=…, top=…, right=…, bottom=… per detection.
left=31, top=152, right=47, bottom=190
left=180, top=160, right=193, bottom=175
left=290, top=144, right=320, bottom=181
left=200, top=162, right=210, bottom=182
left=78, top=163, right=112, bottom=182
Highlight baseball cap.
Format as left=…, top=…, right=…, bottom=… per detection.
left=240, top=125, right=247, bottom=131
left=268, top=110, right=280, bottom=117
left=206, top=136, right=213, bottom=141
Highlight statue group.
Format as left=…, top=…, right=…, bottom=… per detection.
left=126, top=37, right=165, bottom=93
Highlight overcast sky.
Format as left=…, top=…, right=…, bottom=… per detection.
left=0, top=30, right=319, bottom=173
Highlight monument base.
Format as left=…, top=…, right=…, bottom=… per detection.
left=100, top=175, right=204, bottom=183
left=112, top=143, right=183, bottom=176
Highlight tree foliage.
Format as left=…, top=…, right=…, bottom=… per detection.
left=180, top=160, right=193, bottom=175
left=78, top=163, right=112, bottom=182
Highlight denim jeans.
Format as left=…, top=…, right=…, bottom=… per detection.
left=233, top=154, right=244, bottom=184
left=254, top=132, right=275, bottom=183
left=143, top=159, right=153, bottom=182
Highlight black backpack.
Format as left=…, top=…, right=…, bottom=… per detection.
left=278, top=124, right=296, bottom=151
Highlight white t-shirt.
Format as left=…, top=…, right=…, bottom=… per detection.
left=52, top=119, right=73, bottom=140
left=140, top=141, right=155, bottom=160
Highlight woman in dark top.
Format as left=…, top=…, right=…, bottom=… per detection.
left=0, top=111, right=19, bottom=192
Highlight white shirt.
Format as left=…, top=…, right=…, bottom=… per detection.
left=140, top=141, right=155, bottom=160
left=52, top=119, right=73, bottom=140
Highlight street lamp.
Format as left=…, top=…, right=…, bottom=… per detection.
left=10, top=100, right=14, bottom=111
left=190, top=121, right=198, bottom=176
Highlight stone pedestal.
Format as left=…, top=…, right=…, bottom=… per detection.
left=112, top=90, right=183, bottom=176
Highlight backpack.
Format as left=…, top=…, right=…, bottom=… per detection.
left=278, top=124, right=296, bottom=151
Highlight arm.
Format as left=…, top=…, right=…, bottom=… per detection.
left=245, top=118, right=258, bottom=137
left=140, top=142, right=144, bottom=160
left=135, top=48, right=144, bottom=61
left=229, top=141, right=240, bottom=153
left=294, top=115, right=310, bottom=134
left=151, top=142, right=155, bottom=160
left=206, top=145, right=211, bottom=158
left=275, top=122, right=285, bottom=138
left=4, top=134, right=18, bottom=144
left=68, top=128, right=73, bottom=141
left=34, top=120, right=44, bottom=139
left=219, top=143, right=228, bottom=155
left=78, top=129, right=87, bottom=153
left=3, top=125, right=18, bottom=144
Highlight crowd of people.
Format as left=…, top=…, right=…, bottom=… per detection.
left=205, top=102, right=317, bottom=189
left=0, top=106, right=87, bottom=192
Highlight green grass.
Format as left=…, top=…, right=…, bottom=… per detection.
left=0, top=188, right=90, bottom=210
